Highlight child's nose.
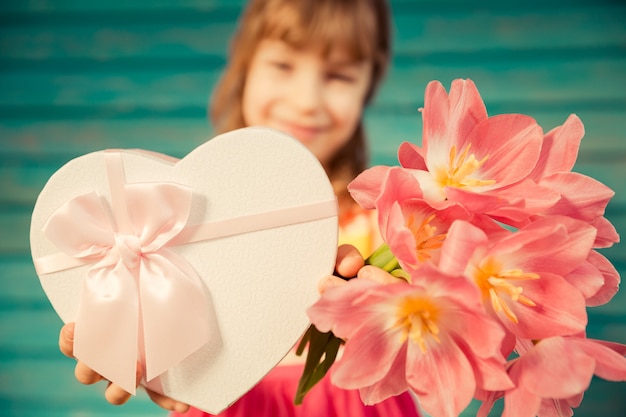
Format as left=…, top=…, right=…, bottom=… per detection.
left=289, top=71, right=323, bottom=113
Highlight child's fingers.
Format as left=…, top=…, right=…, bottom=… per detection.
left=59, top=323, right=182, bottom=411
left=59, top=323, right=75, bottom=358
left=105, top=382, right=133, bottom=405
left=357, top=265, right=398, bottom=285
left=335, top=244, right=364, bottom=278
left=64, top=323, right=104, bottom=386
left=74, top=361, right=103, bottom=385
left=146, top=389, right=190, bottom=413
left=103, top=361, right=143, bottom=406
left=318, top=275, right=348, bottom=294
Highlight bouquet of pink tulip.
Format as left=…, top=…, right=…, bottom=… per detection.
left=296, top=79, right=626, bottom=417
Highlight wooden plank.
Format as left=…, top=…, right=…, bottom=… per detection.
left=0, top=119, right=212, bottom=157
left=0, top=211, right=30, bottom=254
left=0, top=310, right=61, bottom=357
left=0, top=257, right=47, bottom=309
left=0, top=23, right=234, bottom=61
left=0, top=0, right=621, bottom=13
left=374, top=59, right=626, bottom=111
left=1, top=4, right=623, bottom=61
left=587, top=312, right=626, bottom=343
left=0, top=71, right=220, bottom=108
left=0, top=0, right=245, bottom=13
left=1, top=59, right=624, bottom=118
left=392, top=5, right=626, bottom=55
left=0, top=359, right=163, bottom=416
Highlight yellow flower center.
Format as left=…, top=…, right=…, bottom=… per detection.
left=473, top=257, right=539, bottom=323
left=395, top=296, right=441, bottom=353
left=437, top=143, right=496, bottom=190
left=406, top=213, right=447, bottom=263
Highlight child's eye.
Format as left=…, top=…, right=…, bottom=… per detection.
left=327, top=72, right=356, bottom=83
left=270, top=61, right=292, bottom=72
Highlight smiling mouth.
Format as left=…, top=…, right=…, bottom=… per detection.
left=277, top=121, right=324, bottom=143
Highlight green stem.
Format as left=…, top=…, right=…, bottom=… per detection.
left=381, top=256, right=399, bottom=272
left=365, top=242, right=400, bottom=272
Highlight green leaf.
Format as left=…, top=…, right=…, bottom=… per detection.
left=294, top=324, right=344, bottom=405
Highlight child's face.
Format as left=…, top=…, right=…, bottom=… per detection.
left=242, top=39, right=372, bottom=166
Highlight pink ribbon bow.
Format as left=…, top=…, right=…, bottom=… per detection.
left=38, top=152, right=210, bottom=394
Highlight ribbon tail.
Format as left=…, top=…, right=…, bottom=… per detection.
left=73, top=262, right=140, bottom=395
left=140, top=251, right=211, bottom=381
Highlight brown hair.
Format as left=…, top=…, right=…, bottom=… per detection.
left=210, top=0, right=391, bottom=194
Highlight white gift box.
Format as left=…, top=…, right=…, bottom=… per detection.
left=30, top=127, right=338, bottom=413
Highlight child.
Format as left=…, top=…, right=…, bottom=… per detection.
left=60, top=0, right=420, bottom=415
left=210, top=0, right=390, bottom=258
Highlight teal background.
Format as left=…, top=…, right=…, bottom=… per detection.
left=1, top=0, right=625, bottom=416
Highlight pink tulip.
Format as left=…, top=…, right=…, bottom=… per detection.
left=493, top=337, right=626, bottom=417
left=308, top=265, right=513, bottom=417
left=525, top=114, right=620, bottom=247
left=349, top=79, right=560, bottom=224
left=400, top=79, right=558, bottom=223
left=438, top=218, right=593, bottom=340
left=365, top=166, right=471, bottom=271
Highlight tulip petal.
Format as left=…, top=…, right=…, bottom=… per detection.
left=590, top=215, right=620, bottom=248
left=358, top=344, right=410, bottom=404
left=518, top=337, right=595, bottom=398
left=466, top=114, right=543, bottom=188
left=563, top=260, right=606, bottom=303
left=541, top=172, right=614, bottom=221
left=307, top=279, right=382, bottom=336
left=569, top=338, right=626, bottom=381
left=348, top=165, right=393, bottom=210
left=494, top=216, right=596, bottom=277
left=407, top=337, right=475, bottom=417
left=531, top=114, right=584, bottom=179
left=438, top=220, right=488, bottom=276
left=398, top=141, right=427, bottom=170
left=502, top=386, right=542, bottom=417
left=498, top=273, right=587, bottom=339
left=331, top=317, right=404, bottom=390
left=584, top=250, right=620, bottom=306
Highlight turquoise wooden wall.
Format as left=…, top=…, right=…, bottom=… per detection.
left=1, top=0, right=625, bottom=416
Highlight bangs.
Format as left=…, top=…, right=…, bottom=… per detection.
left=261, top=0, right=378, bottom=62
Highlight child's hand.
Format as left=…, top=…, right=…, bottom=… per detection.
left=58, top=323, right=189, bottom=413
left=318, top=244, right=398, bottom=294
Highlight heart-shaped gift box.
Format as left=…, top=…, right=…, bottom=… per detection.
left=29, top=126, right=338, bottom=413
